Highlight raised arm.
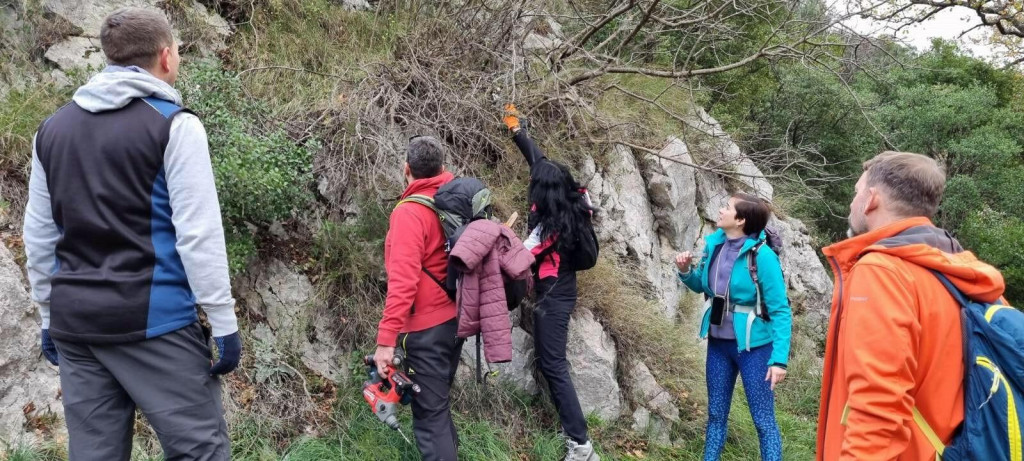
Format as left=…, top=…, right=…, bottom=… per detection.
left=503, top=103, right=545, bottom=167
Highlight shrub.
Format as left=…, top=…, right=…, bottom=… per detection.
left=178, top=63, right=315, bottom=232
left=957, top=208, right=1024, bottom=304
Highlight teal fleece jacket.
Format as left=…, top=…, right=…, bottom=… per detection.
left=678, top=228, right=792, bottom=367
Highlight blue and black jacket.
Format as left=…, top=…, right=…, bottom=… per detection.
left=23, top=67, right=237, bottom=343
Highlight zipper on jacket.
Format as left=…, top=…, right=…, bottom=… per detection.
left=820, top=255, right=846, bottom=460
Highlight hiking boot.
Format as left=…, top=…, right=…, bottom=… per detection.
left=564, top=439, right=599, bottom=461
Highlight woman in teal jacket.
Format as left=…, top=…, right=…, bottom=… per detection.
left=675, top=193, right=792, bottom=461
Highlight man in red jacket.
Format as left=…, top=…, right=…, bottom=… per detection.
left=374, top=135, right=461, bottom=460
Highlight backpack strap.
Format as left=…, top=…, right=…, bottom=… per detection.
left=397, top=194, right=437, bottom=212
left=913, top=406, right=946, bottom=457
left=395, top=194, right=453, bottom=300
left=747, top=241, right=764, bottom=286
left=420, top=266, right=447, bottom=292
left=747, top=241, right=767, bottom=320
left=909, top=269, right=966, bottom=459
left=476, top=333, right=483, bottom=385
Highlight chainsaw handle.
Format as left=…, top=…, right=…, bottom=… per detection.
left=365, top=353, right=404, bottom=376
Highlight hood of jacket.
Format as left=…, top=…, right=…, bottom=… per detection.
left=72, top=66, right=183, bottom=113
left=401, top=171, right=456, bottom=200
left=823, top=217, right=1005, bottom=303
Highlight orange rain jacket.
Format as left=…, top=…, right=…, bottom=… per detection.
left=817, top=217, right=1006, bottom=460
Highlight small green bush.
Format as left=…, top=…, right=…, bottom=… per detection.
left=179, top=63, right=315, bottom=233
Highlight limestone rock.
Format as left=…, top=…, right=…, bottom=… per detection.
left=0, top=244, right=61, bottom=441
left=587, top=144, right=678, bottom=315
left=459, top=326, right=538, bottom=395
left=772, top=216, right=833, bottom=340
left=338, top=0, right=372, bottom=11
left=694, top=165, right=731, bottom=222
left=642, top=138, right=704, bottom=317
left=685, top=106, right=774, bottom=201
left=238, top=260, right=353, bottom=383
left=42, top=0, right=231, bottom=71
left=632, top=407, right=672, bottom=446
left=239, top=259, right=313, bottom=349
left=566, top=308, right=621, bottom=420
left=628, top=361, right=679, bottom=445
left=629, top=361, right=679, bottom=423
left=43, top=36, right=104, bottom=71
left=300, top=312, right=348, bottom=383
left=589, top=144, right=658, bottom=264
left=190, top=0, right=231, bottom=41
left=641, top=137, right=700, bottom=251
left=522, top=14, right=563, bottom=52
left=44, top=0, right=152, bottom=38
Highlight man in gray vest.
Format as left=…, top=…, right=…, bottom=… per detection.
left=23, top=8, right=238, bottom=460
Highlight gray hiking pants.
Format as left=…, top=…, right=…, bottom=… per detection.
left=52, top=322, right=229, bottom=461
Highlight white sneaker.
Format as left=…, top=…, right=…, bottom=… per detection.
left=564, top=439, right=599, bottom=461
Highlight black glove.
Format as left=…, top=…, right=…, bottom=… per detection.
left=210, top=331, right=242, bottom=376
left=41, top=329, right=58, bottom=366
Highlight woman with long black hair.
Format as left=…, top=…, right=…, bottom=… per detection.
left=503, top=104, right=600, bottom=461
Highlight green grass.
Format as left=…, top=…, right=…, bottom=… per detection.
left=594, top=74, right=699, bottom=147
left=0, top=440, right=66, bottom=461
left=224, top=0, right=407, bottom=117
left=0, top=83, right=74, bottom=176
left=1, top=1, right=822, bottom=459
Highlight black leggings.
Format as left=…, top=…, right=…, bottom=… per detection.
left=533, top=273, right=589, bottom=444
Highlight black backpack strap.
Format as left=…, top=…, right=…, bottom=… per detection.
left=747, top=241, right=764, bottom=285
left=421, top=267, right=447, bottom=292
left=476, top=333, right=484, bottom=385
left=747, top=242, right=771, bottom=321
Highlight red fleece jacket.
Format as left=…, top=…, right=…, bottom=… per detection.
left=376, top=172, right=457, bottom=346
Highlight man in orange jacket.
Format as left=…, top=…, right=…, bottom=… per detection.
left=817, top=151, right=1006, bottom=460
left=374, top=135, right=462, bottom=460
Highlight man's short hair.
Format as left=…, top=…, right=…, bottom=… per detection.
left=863, top=151, right=946, bottom=219
left=406, top=136, right=445, bottom=179
left=100, top=8, right=175, bottom=69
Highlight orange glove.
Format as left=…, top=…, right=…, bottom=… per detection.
left=503, top=103, right=521, bottom=131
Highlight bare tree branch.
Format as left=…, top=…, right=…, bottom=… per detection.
left=907, top=0, right=1023, bottom=37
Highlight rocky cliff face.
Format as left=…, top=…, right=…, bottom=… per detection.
left=0, top=244, right=61, bottom=442
left=0, top=1, right=833, bottom=446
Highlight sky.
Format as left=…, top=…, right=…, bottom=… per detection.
left=841, top=4, right=997, bottom=59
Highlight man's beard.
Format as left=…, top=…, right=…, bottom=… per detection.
left=847, top=218, right=867, bottom=238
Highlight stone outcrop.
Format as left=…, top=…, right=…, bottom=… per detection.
left=458, top=326, right=539, bottom=395
left=629, top=361, right=679, bottom=446
left=582, top=111, right=832, bottom=326
left=237, top=259, right=346, bottom=383
left=566, top=308, right=622, bottom=420
left=41, top=0, right=231, bottom=72
left=0, top=244, right=61, bottom=442
left=522, top=14, right=564, bottom=52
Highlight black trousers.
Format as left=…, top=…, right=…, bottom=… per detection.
left=52, top=322, right=229, bottom=461
left=533, top=273, right=589, bottom=444
left=400, top=318, right=464, bottom=461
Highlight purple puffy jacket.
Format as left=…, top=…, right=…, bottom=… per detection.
left=449, top=219, right=533, bottom=363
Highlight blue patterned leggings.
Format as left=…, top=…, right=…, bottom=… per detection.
left=704, top=338, right=782, bottom=461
